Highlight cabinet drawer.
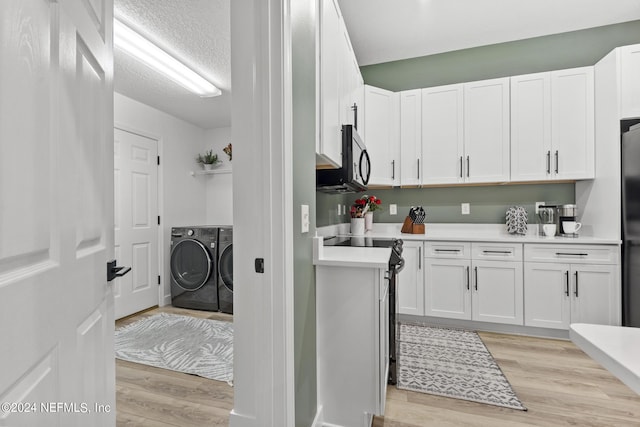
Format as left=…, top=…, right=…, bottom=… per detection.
left=524, top=245, right=620, bottom=264
left=472, top=242, right=522, bottom=261
left=425, top=242, right=470, bottom=259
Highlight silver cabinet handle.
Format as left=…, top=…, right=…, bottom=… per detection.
left=555, top=150, right=559, bottom=174
left=565, top=271, right=570, bottom=296
left=459, top=156, right=463, bottom=178
left=417, top=158, right=420, bottom=180
left=547, top=151, right=551, bottom=174
left=574, top=271, right=579, bottom=297
left=556, top=252, right=588, bottom=257
left=466, top=156, right=470, bottom=177
left=474, top=266, right=478, bottom=291
left=418, top=246, right=421, bottom=269
left=391, top=160, right=395, bottom=180
left=482, top=250, right=512, bottom=255
left=435, top=249, right=461, bottom=253
left=466, top=266, right=470, bottom=290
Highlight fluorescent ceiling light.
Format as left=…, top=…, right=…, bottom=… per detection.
left=114, top=18, right=221, bottom=98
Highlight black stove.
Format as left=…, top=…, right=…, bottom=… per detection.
left=323, top=235, right=404, bottom=385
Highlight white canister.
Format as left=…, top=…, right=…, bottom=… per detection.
left=350, top=218, right=365, bottom=236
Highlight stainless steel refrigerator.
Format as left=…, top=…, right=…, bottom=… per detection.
left=621, top=120, right=640, bottom=327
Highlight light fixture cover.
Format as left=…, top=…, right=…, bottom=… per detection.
left=114, top=18, right=221, bottom=98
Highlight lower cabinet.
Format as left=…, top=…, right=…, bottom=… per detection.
left=423, top=242, right=524, bottom=325
left=397, top=241, right=424, bottom=315
left=524, top=262, right=619, bottom=329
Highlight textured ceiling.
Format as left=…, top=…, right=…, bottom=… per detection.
left=114, top=0, right=231, bottom=129
left=339, top=0, right=640, bottom=66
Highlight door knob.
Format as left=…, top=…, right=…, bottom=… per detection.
left=107, top=259, right=131, bottom=282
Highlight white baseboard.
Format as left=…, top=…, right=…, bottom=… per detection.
left=311, top=405, right=323, bottom=427
left=229, top=409, right=256, bottom=427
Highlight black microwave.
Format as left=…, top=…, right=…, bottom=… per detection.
left=316, top=125, right=371, bottom=194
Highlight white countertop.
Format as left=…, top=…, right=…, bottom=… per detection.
left=570, top=323, right=640, bottom=395
left=318, top=223, right=621, bottom=245
left=312, top=237, right=391, bottom=269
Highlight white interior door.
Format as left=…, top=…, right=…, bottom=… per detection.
left=114, top=128, right=159, bottom=319
left=0, top=0, right=115, bottom=425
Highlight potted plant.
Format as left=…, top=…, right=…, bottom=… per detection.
left=196, top=150, right=221, bottom=170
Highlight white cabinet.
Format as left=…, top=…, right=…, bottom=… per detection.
left=317, top=0, right=364, bottom=168
left=421, top=84, right=465, bottom=185
left=524, top=245, right=620, bottom=330
left=620, top=44, right=640, bottom=119
left=316, top=265, right=389, bottom=426
left=364, top=85, right=400, bottom=186
left=551, top=67, right=594, bottom=180
left=397, top=241, right=424, bottom=315
left=510, top=72, right=552, bottom=181
left=464, top=78, right=511, bottom=183
left=511, top=67, right=594, bottom=181
left=423, top=242, right=523, bottom=325
left=400, top=89, right=422, bottom=186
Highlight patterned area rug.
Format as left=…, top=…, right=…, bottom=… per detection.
left=115, top=313, right=233, bottom=384
left=397, top=323, right=526, bottom=411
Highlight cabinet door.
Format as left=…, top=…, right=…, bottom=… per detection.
left=551, top=67, right=594, bottom=180
left=510, top=73, right=552, bottom=182
left=620, top=44, right=640, bottom=120
left=317, top=0, right=342, bottom=167
left=397, top=241, right=424, bottom=316
left=421, top=84, right=464, bottom=184
left=472, top=260, right=523, bottom=325
left=524, top=262, right=571, bottom=329
left=400, top=89, right=422, bottom=186
left=352, top=63, right=365, bottom=137
left=464, top=78, right=510, bottom=183
left=364, top=85, right=400, bottom=186
left=570, top=264, right=620, bottom=326
left=424, top=258, right=471, bottom=320
left=338, top=17, right=354, bottom=129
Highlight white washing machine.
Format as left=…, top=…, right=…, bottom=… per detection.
left=170, top=226, right=219, bottom=311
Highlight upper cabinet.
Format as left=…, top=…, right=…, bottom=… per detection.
left=418, top=78, right=510, bottom=185
left=364, top=85, right=400, bottom=186
left=420, top=84, right=464, bottom=185
left=463, top=78, right=511, bottom=183
left=317, top=0, right=364, bottom=168
left=510, top=67, right=595, bottom=181
left=620, top=44, right=640, bottom=119
left=400, top=89, right=423, bottom=186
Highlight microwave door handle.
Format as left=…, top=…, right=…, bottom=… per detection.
left=360, top=150, right=371, bottom=185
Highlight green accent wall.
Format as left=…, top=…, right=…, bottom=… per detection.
left=357, top=183, right=574, bottom=224
left=361, top=20, right=640, bottom=91
left=316, top=20, right=640, bottom=227
left=292, top=2, right=317, bottom=425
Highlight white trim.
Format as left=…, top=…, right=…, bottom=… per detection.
left=311, top=406, right=324, bottom=427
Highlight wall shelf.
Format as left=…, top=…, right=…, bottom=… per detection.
left=190, top=168, right=232, bottom=176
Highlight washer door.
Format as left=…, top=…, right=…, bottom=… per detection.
left=170, top=239, right=212, bottom=291
left=219, top=244, right=233, bottom=292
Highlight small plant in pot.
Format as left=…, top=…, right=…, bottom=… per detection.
left=196, top=150, right=221, bottom=170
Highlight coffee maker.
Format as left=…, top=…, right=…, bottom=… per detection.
left=558, top=204, right=579, bottom=237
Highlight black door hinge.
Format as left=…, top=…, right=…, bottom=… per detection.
left=157, top=216, right=160, bottom=225
left=157, top=156, right=160, bottom=165
left=157, top=275, right=161, bottom=285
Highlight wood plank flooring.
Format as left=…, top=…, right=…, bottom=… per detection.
left=117, top=308, right=640, bottom=426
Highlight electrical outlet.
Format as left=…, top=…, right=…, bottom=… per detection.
left=461, top=203, right=470, bottom=215
left=390, top=204, right=397, bottom=215
left=535, top=201, right=545, bottom=214
left=342, top=204, right=346, bottom=215
left=301, top=205, right=309, bottom=233
left=337, top=204, right=341, bottom=215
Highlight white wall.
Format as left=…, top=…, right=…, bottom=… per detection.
left=114, top=93, right=207, bottom=305
left=203, top=126, right=233, bottom=225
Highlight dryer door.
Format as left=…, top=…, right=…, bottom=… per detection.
left=170, top=239, right=212, bottom=291
left=219, top=244, right=233, bottom=292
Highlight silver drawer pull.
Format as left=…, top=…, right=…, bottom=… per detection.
left=435, top=249, right=461, bottom=253
left=482, top=250, right=512, bottom=254
left=555, top=252, right=588, bottom=257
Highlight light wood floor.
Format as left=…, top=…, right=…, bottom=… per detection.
left=116, top=307, right=640, bottom=426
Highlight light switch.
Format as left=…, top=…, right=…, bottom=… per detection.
left=461, top=203, right=470, bottom=215
left=301, top=204, right=310, bottom=233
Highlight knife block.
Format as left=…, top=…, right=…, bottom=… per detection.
left=401, top=216, right=425, bottom=234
